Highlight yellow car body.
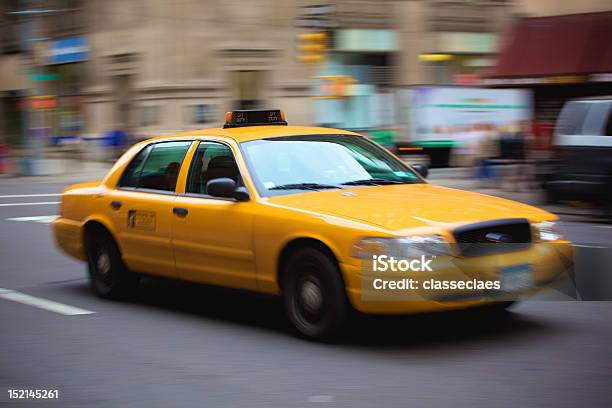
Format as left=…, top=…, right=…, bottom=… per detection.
left=53, top=123, right=573, bottom=318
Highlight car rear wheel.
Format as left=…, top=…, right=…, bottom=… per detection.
left=86, top=229, right=138, bottom=299
left=282, top=248, right=348, bottom=340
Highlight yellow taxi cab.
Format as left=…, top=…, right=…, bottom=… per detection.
left=53, top=109, right=573, bottom=339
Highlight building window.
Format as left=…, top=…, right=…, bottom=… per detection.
left=187, top=104, right=211, bottom=124
left=141, top=106, right=160, bottom=127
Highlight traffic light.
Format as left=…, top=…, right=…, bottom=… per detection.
left=297, top=32, right=327, bottom=63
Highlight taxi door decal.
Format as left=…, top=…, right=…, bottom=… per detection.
left=127, top=210, right=157, bottom=231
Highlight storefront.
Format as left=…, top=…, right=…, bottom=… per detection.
left=487, top=12, right=612, bottom=123
left=419, top=32, right=497, bottom=85
left=0, top=55, right=27, bottom=147
left=46, top=36, right=89, bottom=142
left=313, top=28, right=398, bottom=131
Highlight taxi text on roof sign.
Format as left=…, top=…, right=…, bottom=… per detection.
left=223, top=109, right=287, bottom=128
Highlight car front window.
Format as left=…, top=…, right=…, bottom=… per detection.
left=241, top=135, right=423, bottom=196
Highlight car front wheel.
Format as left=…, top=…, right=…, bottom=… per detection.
left=282, top=247, right=348, bottom=340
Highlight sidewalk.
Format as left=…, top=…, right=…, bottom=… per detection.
left=0, top=158, right=112, bottom=184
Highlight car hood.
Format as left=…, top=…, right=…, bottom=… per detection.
left=266, top=184, right=554, bottom=232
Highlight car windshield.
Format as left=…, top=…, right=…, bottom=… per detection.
left=240, top=134, right=423, bottom=196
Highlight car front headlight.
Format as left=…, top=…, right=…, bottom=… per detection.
left=532, top=221, right=563, bottom=242
left=352, top=235, right=450, bottom=259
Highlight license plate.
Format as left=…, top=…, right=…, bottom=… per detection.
left=500, top=264, right=533, bottom=292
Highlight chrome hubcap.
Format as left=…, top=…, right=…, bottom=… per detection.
left=300, top=280, right=323, bottom=314
left=96, top=251, right=111, bottom=277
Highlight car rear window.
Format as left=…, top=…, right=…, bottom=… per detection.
left=555, top=101, right=589, bottom=136
left=580, top=102, right=611, bottom=136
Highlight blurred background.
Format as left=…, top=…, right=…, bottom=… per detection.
left=1, top=3, right=612, bottom=406
left=0, top=0, right=611, bottom=181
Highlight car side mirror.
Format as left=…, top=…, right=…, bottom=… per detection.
left=233, top=186, right=250, bottom=202
left=206, top=178, right=250, bottom=201
left=411, top=163, right=428, bottom=178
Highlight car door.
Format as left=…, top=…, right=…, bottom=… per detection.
left=171, top=140, right=257, bottom=291
left=107, top=140, right=192, bottom=278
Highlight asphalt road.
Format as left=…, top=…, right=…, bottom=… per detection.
left=1, top=180, right=611, bottom=408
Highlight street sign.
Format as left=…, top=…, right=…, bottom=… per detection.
left=30, top=72, right=59, bottom=81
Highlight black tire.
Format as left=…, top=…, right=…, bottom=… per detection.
left=282, top=247, right=348, bottom=340
left=85, top=228, right=139, bottom=299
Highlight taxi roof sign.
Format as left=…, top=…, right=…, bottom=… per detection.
left=223, top=109, right=287, bottom=128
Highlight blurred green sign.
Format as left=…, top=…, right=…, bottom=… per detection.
left=30, top=72, right=60, bottom=81
left=335, top=29, right=398, bottom=52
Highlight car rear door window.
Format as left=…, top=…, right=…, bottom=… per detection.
left=119, top=142, right=191, bottom=192
left=118, top=145, right=152, bottom=188
left=138, top=142, right=191, bottom=192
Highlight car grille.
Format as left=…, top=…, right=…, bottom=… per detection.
left=453, top=218, right=532, bottom=257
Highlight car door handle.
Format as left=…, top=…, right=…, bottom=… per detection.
left=173, top=207, right=188, bottom=217
left=110, top=200, right=122, bottom=210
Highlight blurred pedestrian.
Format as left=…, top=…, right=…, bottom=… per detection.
left=474, top=124, right=499, bottom=187
left=502, top=120, right=530, bottom=191
left=105, top=124, right=128, bottom=161
left=451, top=124, right=474, bottom=167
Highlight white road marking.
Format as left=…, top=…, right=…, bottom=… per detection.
left=0, top=288, right=94, bottom=316
left=0, top=201, right=59, bottom=207
left=307, top=395, right=335, bottom=403
left=573, top=244, right=608, bottom=249
left=0, top=193, right=60, bottom=198
left=6, top=215, right=58, bottom=224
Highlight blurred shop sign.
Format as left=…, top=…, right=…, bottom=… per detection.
left=29, top=68, right=59, bottom=82
left=419, top=54, right=453, bottom=62
left=436, top=32, right=496, bottom=54
left=335, top=29, right=398, bottom=52
left=483, top=75, right=588, bottom=86
left=18, top=95, right=57, bottom=111
left=463, top=57, right=493, bottom=68
left=314, top=75, right=357, bottom=99
left=453, top=74, right=481, bottom=85
left=49, top=36, right=89, bottom=64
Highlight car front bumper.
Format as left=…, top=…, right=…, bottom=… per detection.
left=341, top=241, right=574, bottom=314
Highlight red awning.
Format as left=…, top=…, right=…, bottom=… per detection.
left=490, top=11, right=612, bottom=78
